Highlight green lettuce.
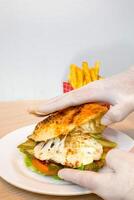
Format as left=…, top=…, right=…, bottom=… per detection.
left=18, top=139, right=36, bottom=157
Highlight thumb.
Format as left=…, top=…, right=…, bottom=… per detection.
left=58, top=168, right=112, bottom=191
left=101, top=102, right=132, bottom=125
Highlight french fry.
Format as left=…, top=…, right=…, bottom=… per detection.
left=69, top=64, right=77, bottom=88
left=98, top=76, right=104, bottom=80
left=76, top=67, right=83, bottom=88
left=89, top=68, right=97, bottom=81
left=67, top=60, right=103, bottom=89
left=83, top=80, right=87, bottom=85
left=82, top=62, right=92, bottom=84
left=94, top=61, right=100, bottom=79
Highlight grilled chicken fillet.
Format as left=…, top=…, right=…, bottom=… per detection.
left=34, top=130, right=103, bottom=168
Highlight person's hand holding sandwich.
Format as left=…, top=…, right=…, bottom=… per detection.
left=30, top=66, right=134, bottom=200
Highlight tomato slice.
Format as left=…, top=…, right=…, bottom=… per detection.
left=32, top=158, right=60, bottom=176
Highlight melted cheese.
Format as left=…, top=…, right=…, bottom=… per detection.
left=34, top=133, right=103, bottom=168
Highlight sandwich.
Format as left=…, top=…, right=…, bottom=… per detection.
left=18, top=103, right=117, bottom=178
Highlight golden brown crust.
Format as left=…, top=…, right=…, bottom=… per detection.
left=29, top=103, right=108, bottom=142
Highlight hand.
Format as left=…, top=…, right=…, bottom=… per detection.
left=29, top=66, right=134, bottom=125
left=58, top=149, right=134, bottom=200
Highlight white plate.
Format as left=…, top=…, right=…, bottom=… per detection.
left=0, top=125, right=134, bottom=196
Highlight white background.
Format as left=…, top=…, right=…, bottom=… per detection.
left=0, top=0, right=134, bottom=100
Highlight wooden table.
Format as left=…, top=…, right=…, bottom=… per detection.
left=0, top=100, right=134, bottom=200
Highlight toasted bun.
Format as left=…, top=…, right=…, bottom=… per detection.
left=29, top=103, right=108, bottom=142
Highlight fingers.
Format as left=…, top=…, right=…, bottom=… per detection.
left=29, top=93, right=76, bottom=115
left=30, top=82, right=107, bottom=115
left=58, top=168, right=112, bottom=191
left=129, top=146, right=134, bottom=153
left=29, top=96, right=68, bottom=115
left=106, top=149, right=122, bottom=171
left=101, top=101, right=133, bottom=125
left=106, top=149, right=133, bottom=171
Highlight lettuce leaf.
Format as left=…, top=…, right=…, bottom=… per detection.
left=90, top=134, right=117, bottom=148
left=24, top=155, right=42, bottom=174
left=18, top=139, right=36, bottom=157
left=77, top=164, right=85, bottom=170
